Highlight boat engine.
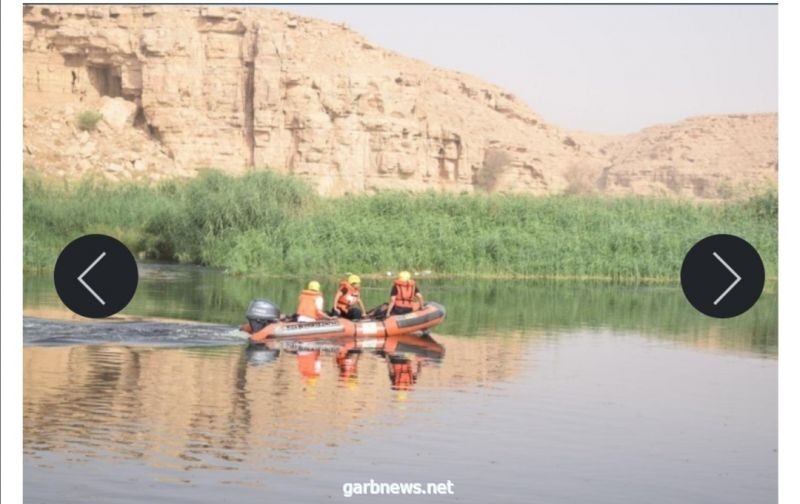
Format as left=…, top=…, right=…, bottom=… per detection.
left=246, top=299, right=280, bottom=332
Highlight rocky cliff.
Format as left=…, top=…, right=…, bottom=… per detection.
left=23, top=5, right=777, bottom=198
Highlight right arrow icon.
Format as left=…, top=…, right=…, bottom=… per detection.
left=712, top=251, right=741, bottom=305
left=681, top=234, right=764, bottom=318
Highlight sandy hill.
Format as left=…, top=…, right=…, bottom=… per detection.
left=23, top=5, right=777, bottom=198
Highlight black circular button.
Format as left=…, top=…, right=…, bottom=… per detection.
left=53, top=234, right=138, bottom=318
left=680, top=234, right=764, bottom=318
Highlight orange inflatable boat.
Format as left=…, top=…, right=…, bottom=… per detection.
left=243, top=300, right=446, bottom=346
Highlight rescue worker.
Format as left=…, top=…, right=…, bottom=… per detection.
left=333, top=274, right=366, bottom=320
left=385, top=271, right=424, bottom=317
left=295, top=281, right=333, bottom=322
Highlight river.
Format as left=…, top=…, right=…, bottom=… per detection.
left=23, top=264, right=777, bottom=503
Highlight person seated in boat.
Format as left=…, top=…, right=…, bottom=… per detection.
left=333, top=274, right=366, bottom=320
left=385, top=271, right=424, bottom=317
left=296, top=281, right=333, bottom=322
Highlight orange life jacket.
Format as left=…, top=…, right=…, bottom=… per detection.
left=336, top=281, right=361, bottom=312
left=392, top=279, right=418, bottom=309
left=296, top=289, right=323, bottom=320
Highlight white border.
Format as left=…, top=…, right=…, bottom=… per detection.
left=1, top=1, right=24, bottom=502
left=2, top=2, right=792, bottom=504
left=778, top=1, right=798, bottom=503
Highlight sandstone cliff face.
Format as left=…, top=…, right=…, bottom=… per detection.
left=23, top=5, right=777, bottom=198
left=590, top=114, right=777, bottom=198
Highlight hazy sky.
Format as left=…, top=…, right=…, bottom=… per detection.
left=279, top=5, right=777, bottom=134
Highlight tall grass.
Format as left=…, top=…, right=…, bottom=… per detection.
left=24, top=170, right=778, bottom=280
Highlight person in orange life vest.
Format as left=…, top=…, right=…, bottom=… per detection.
left=385, top=271, right=424, bottom=317
left=333, top=274, right=366, bottom=320
left=295, top=281, right=333, bottom=322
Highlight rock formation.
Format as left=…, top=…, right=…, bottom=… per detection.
left=23, top=5, right=777, bottom=198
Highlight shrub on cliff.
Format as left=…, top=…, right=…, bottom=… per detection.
left=475, top=149, right=511, bottom=192
left=76, top=110, right=103, bottom=131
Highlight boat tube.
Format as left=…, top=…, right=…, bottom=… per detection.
left=243, top=301, right=446, bottom=345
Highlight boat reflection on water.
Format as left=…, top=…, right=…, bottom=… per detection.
left=246, top=332, right=445, bottom=390
left=24, top=330, right=520, bottom=475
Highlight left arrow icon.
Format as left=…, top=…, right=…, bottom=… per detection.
left=54, top=234, right=138, bottom=318
left=77, top=252, right=107, bottom=305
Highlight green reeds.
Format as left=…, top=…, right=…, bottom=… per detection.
left=23, top=170, right=777, bottom=281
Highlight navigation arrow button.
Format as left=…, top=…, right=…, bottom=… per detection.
left=54, top=234, right=138, bottom=318
left=680, top=234, right=765, bottom=318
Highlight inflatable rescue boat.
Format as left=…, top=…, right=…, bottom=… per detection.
left=243, top=299, right=446, bottom=345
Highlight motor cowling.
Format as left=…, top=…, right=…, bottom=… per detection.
left=246, top=299, right=280, bottom=332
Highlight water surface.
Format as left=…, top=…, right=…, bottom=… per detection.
left=23, top=264, right=777, bottom=503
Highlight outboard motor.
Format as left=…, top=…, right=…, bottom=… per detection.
left=246, top=298, right=280, bottom=332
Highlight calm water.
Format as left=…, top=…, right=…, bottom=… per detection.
left=23, top=264, right=777, bottom=503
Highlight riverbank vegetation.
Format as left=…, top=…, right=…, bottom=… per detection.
left=24, top=170, right=777, bottom=281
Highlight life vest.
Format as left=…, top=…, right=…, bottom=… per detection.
left=296, top=289, right=323, bottom=320
left=393, top=279, right=418, bottom=309
left=336, top=281, right=361, bottom=312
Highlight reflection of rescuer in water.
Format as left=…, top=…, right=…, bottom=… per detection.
left=277, top=333, right=442, bottom=390
left=336, top=347, right=361, bottom=382
left=333, top=275, right=366, bottom=320
left=381, top=333, right=442, bottom=390
left=295, top=349, right=322, bottom=386
left=385, top=271, right=424, bottom=317
left=387, top=354, right=421, bottom=391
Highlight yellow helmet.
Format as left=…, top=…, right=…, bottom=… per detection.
left=307, top=281, right=321, bottom=292
left=348, top=274, right=361, bottom=285
left=398, top=271, right=411, bottom=281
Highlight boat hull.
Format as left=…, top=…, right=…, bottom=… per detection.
left=245, top=302, right=446, bottom=345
